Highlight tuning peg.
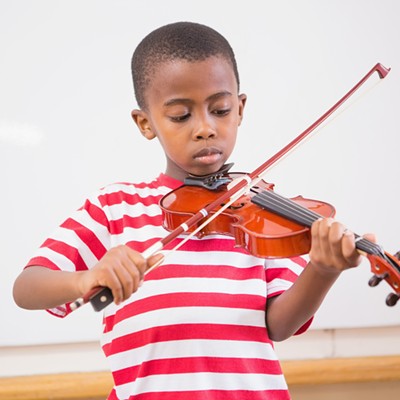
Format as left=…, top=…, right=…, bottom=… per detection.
left=368, top=273, right=388, bottom=287
left=385, top=293, right=400, bottom=307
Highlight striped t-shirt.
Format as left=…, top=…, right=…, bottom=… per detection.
left=26, top=173, right=309, bottom=400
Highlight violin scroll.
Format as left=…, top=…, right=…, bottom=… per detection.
left=367, top=251, right=400, bottom=306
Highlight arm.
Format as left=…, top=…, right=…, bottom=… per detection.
left=266, top=218, right=372, bottom=342
left=13, top=245, right=163, bottom=311
left=13, top=266, right=86, bottom=310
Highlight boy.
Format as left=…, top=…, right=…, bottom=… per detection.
left=13, top=22, right=368, bottom=399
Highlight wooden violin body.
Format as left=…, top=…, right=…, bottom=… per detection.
left=160, top=174, right=335, bottom=258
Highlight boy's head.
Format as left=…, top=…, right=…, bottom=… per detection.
left=130, top=21, right=247, bottom=181
left=131, top=21, right=240, bottom=110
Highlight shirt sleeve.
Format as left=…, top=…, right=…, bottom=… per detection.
left=25, top=191, right=111, bottom=317
left=265, top=255, right=313, bottom=335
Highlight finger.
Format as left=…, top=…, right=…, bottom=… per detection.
left=146, top=253, right=165, bottom=273
left=311, top=218, right=333, bottom=260
left=97, top=265, right=125, bottom=305
left=328, top=221, right=349, bottom=267
left=309, top=218, right=322, bottom=264
left=341, top=230, right=363, bottom=268
left=125, top=247, right=147, bottom=277
left=113, top=260, right=136, bottom=301
left=118, top=247, right=148, bottom=296
left=363, top=232, right=377, bottom=243
left=100, top=246, right=145, bottom=302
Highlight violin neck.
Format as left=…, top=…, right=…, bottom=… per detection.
left=251, top=189, right=383, bottom=258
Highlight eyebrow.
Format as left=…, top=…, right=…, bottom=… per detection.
left=163, top=91, right=233, bottom=107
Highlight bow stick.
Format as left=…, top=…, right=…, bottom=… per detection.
left=71, top=62, right=390, bottom=312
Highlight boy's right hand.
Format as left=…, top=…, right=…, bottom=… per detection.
left=78, top=245, right=163, bottom=305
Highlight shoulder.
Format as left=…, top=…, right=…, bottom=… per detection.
left=101, top=173, right=179, bottom=194
left=90, top=174, right=180, bottom=208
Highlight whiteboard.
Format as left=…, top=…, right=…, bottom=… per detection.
left=1, top=0, right=399, bottom=346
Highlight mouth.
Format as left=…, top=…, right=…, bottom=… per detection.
left=193, top=146, right=223, bottom=164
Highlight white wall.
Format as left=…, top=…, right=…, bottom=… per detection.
left=1, top=0, right=399, bottom=372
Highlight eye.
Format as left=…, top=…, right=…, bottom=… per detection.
left=213, top=108, right=231, bottom=116
left=169, top=113, right=191, bottom=122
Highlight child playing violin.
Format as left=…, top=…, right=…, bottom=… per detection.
left=13, top=21, right=372, bottom=400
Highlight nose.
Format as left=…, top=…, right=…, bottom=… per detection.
left=192, top=115, right=216, bottom=141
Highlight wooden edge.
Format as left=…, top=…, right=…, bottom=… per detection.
left=0, top=355, right=399, bottom=400
left=281, top=355, right=400, bottom=386
left=0, top=371, right=113, bottom=400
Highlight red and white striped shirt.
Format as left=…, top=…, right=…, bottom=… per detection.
left=26, top=173, right=310, bottom=400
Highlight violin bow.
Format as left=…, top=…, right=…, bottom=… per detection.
left=71, top=62, right=390, bottom=312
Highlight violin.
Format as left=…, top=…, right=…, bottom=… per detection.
left=161, top=167, right=336, bottom=259
left=71, top=62, right=400, bottom=312
left=161, top=165, right=400, bottom=307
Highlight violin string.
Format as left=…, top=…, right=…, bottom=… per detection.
left=252, top=189, right=383, bottom=257
left=253, top=189, right=381, bottom=255
left=252, top=189, right=321, bottom=226
left=254, top=189, right=400, bottom=274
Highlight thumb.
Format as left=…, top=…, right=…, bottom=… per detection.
left=363, top=232, right=377, bottom=243
left=146, top=252, right=165, bottom=272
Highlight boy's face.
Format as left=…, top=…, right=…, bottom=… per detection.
left=132, top=56, right=247, bottom=181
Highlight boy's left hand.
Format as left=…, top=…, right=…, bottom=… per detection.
left=309, top=217, right=374, bottom=275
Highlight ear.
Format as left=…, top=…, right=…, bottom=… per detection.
left=131, top=109, right=156, bottom=140
left=237, top=93, right=247, bottom=126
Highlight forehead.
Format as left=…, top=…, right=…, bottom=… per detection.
left=145, top=57, right=238, bottom=106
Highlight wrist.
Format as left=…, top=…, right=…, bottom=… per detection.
left=75, top=270, right=96, bottom=297
left=307, top=261, right=342, bottom=281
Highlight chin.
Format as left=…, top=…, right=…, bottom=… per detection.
left=191, top=164, right=223, bottom=177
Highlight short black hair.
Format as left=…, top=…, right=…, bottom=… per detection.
left=131, top=21, right=240, bottom=109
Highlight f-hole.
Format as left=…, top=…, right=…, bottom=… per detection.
left=220, top=202, right=245, bottom=210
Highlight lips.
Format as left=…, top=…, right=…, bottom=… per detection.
left=193, top=146, right=222, bottom=159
